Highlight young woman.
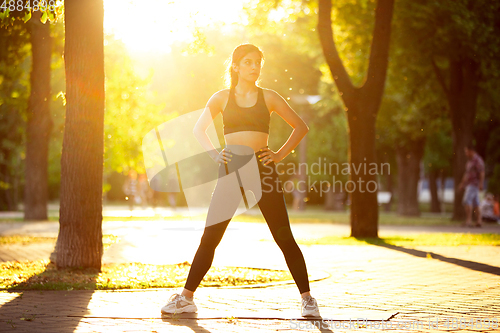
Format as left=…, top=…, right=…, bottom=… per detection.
left=161, top=44, right=320, bottom=317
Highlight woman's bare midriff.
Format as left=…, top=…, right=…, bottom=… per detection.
left=224, top=131, right=269, bottom=153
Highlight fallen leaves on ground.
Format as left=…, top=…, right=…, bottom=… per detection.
left=0, top=260, right=293, bottom=290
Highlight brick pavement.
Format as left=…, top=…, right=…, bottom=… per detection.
left=0, top=242, right=56, bottom=262
left=1, top=242, right=500, bottom=332
left=1, top=219, right=500, bottom=332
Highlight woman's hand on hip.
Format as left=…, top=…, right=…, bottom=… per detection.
left=213, top=148, right=232, bottom=164
left=258, top=147, right=280, bottom=165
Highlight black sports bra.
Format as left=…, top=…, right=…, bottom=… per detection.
left=222, top=87, right=271, bottom=135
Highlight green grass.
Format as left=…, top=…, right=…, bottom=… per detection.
left=0, top=203, right=460, bottom=226
left=297, top=233, right=500, bottom=246
left=236, top=210, right=456, bottom=226
left=0, top=236, right=56, bottom=245
left=0, top=235, right=294, bottom=290
left=0, top=260, right=294, bottom=290
left=0, top=203, right=462, bottom=226
left=100, top=210, right=456, bottom=226
left=287, top=210, right=455, bottom=225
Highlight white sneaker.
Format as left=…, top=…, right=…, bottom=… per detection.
left=301, top=296, right=320, bottom=317
left=161, top=293, right=198, bottom=314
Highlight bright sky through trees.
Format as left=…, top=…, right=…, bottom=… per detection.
left=103, top=0, right=250, bottom=53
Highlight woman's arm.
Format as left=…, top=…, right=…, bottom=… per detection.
left=259, top=90, right=309, bottom=165
left=193, top=91, right=232, bottom=163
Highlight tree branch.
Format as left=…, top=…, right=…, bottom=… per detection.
left=317, top=0, right=355, bottom=103
left=364, top=0, right=395, bottom=102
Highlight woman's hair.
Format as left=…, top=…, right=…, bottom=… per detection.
left=225, top=44, right=264, bottom=88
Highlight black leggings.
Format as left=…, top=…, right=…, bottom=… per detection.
left=184, top=149, right=310, bottom=294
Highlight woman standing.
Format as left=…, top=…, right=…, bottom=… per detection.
left=161, top=44, right=320, bottom=317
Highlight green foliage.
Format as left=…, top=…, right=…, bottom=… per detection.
left=392, top=0, right=500, bottom=179
left=243, top=0, right=349, bottom=186
left=0, top=0, right=63, bottom=25
left=422, top=127, right=453, bottom=175
left=377, top=0, right=446, bottom=146
left=0, top=2, right=65, bottom=203
left=330, top=0, right=376, bottom=86
left=486, top=130, right=500, bottom=167
left=3, top=0, right=498, bottom=209
left=486, top=128, right=500, bottom=195
left=488, top=165, right=500, bottom=197
left=0, top=17, right=30, bottom=210
left=404, top=0, right=500, bottom=67
left=103, top=35, right=167, bottom=174
left=306, top=108, right=348, bottom=183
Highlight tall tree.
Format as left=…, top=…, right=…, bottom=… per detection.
left=433, top=52, right=479, bottom=221
left=402, top=0, right=500, bottom=221
left=57, top=0, right=104, bottom=268
left=376, top=0, right=453, bottom=217
left=24, top=10, right=53, bottom=220
left=1, top=5, right=61, bottom=216
left=0, top=16, right=29, bottom=211
left=318, top=0, right=394, bottom=237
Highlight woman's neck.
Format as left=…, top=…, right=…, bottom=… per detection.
left=234, top=80, right=258, bottom=95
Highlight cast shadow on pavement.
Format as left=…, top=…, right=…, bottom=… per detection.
left=302, top=319, right=335, bottom=332
left=360, top=239, right=500, bottom=276
left=0, top=250, right=95, bottom=332
left=160, top=317, right=334, bottom=332
left=161, top=317, right=213, bottom=332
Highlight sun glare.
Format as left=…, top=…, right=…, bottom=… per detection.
left=104, top=0, right=249, bottom=54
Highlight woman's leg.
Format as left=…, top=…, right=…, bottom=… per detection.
left=257, top=162, right=310, bottom=294
left=184, top=160, right=244, bottom=292
left=184, top=219, right=230, bottom=292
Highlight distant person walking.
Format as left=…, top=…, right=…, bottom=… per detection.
left=123, top=170, right=139, bottom=211
left=137, top=173, right=150, bottom=209
left=458, top=144, right=485, bottom=227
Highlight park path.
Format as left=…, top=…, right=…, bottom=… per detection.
left=1, top=208, right=499, bottom=332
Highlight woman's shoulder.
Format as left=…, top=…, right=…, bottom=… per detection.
left=209, top=89, right=231, bottom=104
left=213, top=88, right=231, bottom=97
left=260, top=87, right=283, bottom=108
left=206, top=89, right=231, bottom=115
left=260, top=87, right=282, bottom=100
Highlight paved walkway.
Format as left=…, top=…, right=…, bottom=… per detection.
left=1, top=211, right=500, bottom=332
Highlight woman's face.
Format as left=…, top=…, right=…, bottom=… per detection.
left=234, top=51, right=262, bottom=82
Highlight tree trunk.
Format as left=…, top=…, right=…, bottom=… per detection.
left=348, top=109, right=379, bottom=234
left=318, top=0, right=394, bottom=237
left=396, top=139, right=425, bottom=216
left=429, top=168, right=441, bottom=213
left=24, top=11, right=53, bottom=221
left=449, top=59, right=478, bottom=221
left=432, top=56, right=479, bottom=221
left=57, top=0, right=105, bottom=269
